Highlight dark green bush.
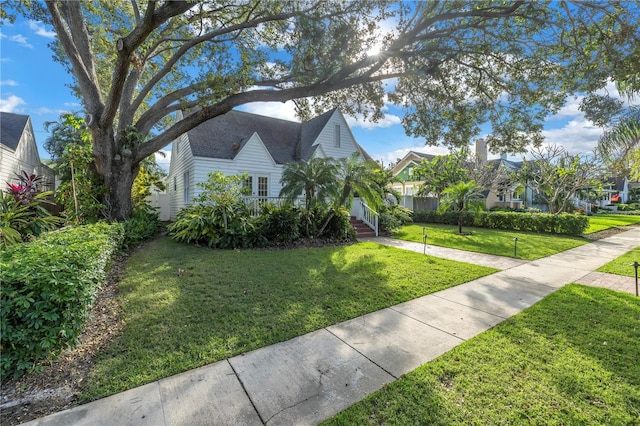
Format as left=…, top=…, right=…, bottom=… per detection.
left=168, top=202, right=264, bottom=249
left=317, top=207, right=355, bottom=240
left=412, top=210, right=475, bottom=226
left=121, top=206, right=162, bottom=249
left=257, top=204, right=302, bottom=244
left=412, top=210, right=588, bottom=236
left=1, top=223, right=123, bottom=379
left=378, top=205, right=413, bottom=233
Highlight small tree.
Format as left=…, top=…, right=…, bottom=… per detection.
left=279, top=158, right=338, bottom=213
left=438, top=180, right=485, bottom=234
left=333, top=153, right=383, bottom=210
left=195, top=172, right=250, bottom=232
left=521, top=146, right=603, bottom=213
left=414, top=150, right=469, bottom=200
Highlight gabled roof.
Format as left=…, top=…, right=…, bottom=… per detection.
left=406, top=151, right=437, bottom=162
left=184, top=108, right=368, bottom=164
left=0, top=112, right=29, bottom=151
left=391, top=150, right=437, bottom=177
left=485, top=158, right=523, bottom=171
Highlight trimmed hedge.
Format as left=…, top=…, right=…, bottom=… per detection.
left=0, top=223, right=124, bottom=379
left=411, top=210, right=589, bottom=236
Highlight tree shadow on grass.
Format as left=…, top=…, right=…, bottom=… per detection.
left=85, top=237, right=487, bottom=400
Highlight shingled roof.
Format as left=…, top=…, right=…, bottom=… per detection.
left=185, top=108, right=345, bottom=164
left=0, top=112, right=29, bottom=151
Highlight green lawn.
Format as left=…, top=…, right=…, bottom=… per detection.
left=393, top=224, right=587, bottom=260
left=324, top=285, right=640, bottom=425
left=586, top=214, right=640, bottom=234
left=597, top=247, right=640, bottom=277
left=84, top=237, right=496, bottom=400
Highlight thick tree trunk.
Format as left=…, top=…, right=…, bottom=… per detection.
left=92, top=127, right=138, bottom=220
left=104, top=161, right=137, bottom=220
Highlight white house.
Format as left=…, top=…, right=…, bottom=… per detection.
left=0, top=112, right=54, bottom=191
left=166, top=108, right=372, bottom=220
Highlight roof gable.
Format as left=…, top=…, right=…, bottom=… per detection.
left=234, top=132, right=277, bottom=166
left=182, top=108, right=371, bottom=165
left=0, top=112, right=29, bottom=151
left=391, top=151, right=436, bottom=177
left=186, top=110, right=301, bottom=164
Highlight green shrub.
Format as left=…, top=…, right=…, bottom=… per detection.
left=412, top=210, right=588, bottom=236
left=1, top=191, right=62, bottom=249
left=121, top=206, right=162, bottom=249
left=317, top=207, right=355, bottom=240
left=257, top=204, right=302, bottom=244
left=168, top=202, right=263, bottom=249
left=617, top=203, right=640, bottom=212
left=379, top=204, right=413, bottom=233
left=0, top=223, right=123, bottom=379
left=412, top=210, right=475, bottom=226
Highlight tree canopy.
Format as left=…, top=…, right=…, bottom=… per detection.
left=16, top=1, right=640, bottom=218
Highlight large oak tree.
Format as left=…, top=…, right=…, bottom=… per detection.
left=28, top=1, right=640, bottom=218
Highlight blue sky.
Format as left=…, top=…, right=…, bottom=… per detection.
left=0, top=16, right=621, bottom=171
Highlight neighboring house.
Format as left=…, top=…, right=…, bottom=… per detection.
left=575, top=176, right=634, bottom=211
left=481, top=156, right=529, bottom=210
left=389, top=151, right=436, bottom=196
left=166, top=108, right=372, bottom=220
left=389, top=141, right=535, bottom=211
left=0, top=112, right=55, bottom=191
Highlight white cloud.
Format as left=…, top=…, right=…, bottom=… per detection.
left=541, top=118, right=603, bottom=155
left=549, top=95, right=583, bottom=119
left=27, top=20, right=56, bottom=38
left=238, top=100, right=300, bottom=122
left=32, top=106, right=68, bottom=115
left=156, top=150, right=171, bottom=172
left=345, top=113, right=402, bottom=130
left=0, top=95, right=26, bottom=112
left=0, top=57, right=12, bottom=62
left=0, top=80, right=18, bottom=86
left=63, top=102, right=82, bottom=108
left=9, top=34, right=32, bottom=48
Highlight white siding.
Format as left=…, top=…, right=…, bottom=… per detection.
left=312, top=110, right=361, bottom=159
left=192, top=134, right=284, bottom=200
left=167, top=133, right=195, bottom=220
left=166, top=109, right=368, bottom=220
left=0, top=118, right=54, bottom=190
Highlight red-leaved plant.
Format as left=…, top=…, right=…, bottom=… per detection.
left=5, top=171, right=44, bottom=205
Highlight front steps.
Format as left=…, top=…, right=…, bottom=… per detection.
left=350, top=216, right=376, bottom=238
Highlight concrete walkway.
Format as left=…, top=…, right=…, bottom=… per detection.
left=22, top=228, right=640, bottom=426
left=359, top=236, right=528, bottom=270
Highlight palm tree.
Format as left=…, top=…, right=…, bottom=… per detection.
left=334, top=152, right=383, bottom=210
left=279, top=157, right=338, bottom=213
left=596, top=106, right=640, bottom=180
left=438, top=180, right=485, bottom=234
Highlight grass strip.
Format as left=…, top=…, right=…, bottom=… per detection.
left=586, top=214, right=640, bottom=234
left=597, top=247, right=640, bottom=278
left=84, top=237, right=496, bottom=399
left=325, top=284, right=640, bottom=425
left=393, top=224, right=587, bottom=260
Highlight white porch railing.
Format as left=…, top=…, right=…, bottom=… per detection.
left=243, top=196, right=304, bottom=216
left=360, top=200, right=379, bottom=236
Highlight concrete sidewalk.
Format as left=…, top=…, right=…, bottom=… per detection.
left=22, top=228, right=640, bottom=426
left=359, top=236, right=528, bottom=270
